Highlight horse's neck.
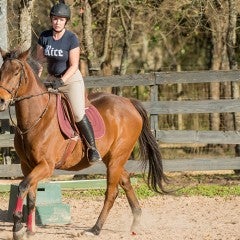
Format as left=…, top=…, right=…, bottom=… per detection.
left=15, top=70, right=53, bottom=129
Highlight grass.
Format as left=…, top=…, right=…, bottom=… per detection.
left=175, top=185, right=240, bottom=197
left=62, top=182, right=240, bottom=200
left=62, top=173, right=240, bottom=199
left=1, top=173, right=240, bottom=199
left=62, top=182, right=157, bottom=199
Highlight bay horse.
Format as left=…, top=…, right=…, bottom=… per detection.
left=0, top=48, right=167, bottom=239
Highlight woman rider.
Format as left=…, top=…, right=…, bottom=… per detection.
left=36, top=1, right=102, bottom=164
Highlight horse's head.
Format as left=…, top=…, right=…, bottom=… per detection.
left=0, top=48, right=30, bottom=111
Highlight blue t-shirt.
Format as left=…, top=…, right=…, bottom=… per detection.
left=38, top=29, right=79, bottom=76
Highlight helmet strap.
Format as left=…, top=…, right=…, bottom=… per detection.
left=52, top=27, right=66, bottom=34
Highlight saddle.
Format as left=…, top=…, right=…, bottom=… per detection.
left=57, top=93, right=105, bottom=139
left=55, top=93, right=105, bottom=169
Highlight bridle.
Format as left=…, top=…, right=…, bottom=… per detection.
left=0, top=58, right=25, bottom=103
left=0, top=58, right=51, bottom=135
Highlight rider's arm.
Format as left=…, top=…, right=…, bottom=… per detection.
left=61, top=46, right=80, bottom=83
left=36, top=44, right=46, bottom=77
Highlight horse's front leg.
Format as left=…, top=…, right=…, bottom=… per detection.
left=26, top=185, right=37, bottom=235
left=12, top=177, right=31, bottom=240
left=13, top=161, right=51, bottom=240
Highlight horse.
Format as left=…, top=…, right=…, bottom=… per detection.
left=0, top=48, right=167, bottom=240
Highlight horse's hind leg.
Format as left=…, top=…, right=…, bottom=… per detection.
left=83, top=167, right=141, bottom=236
left=83, top=166, right=121, bottom=236
left=119, top=169, right=142, bottom=235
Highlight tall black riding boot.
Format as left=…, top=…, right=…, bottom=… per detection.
left=76, top=115, right=102, bottom=164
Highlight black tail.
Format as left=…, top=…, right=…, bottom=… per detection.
left=130, top=98, right=168, bottom=193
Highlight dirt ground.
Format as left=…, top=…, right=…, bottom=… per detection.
left=0, top=172, right=240, bottom=240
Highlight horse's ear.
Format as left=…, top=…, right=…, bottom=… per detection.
left=18, top=48, right=31, bottom=61
left=0, top=48, right=7, bottom=59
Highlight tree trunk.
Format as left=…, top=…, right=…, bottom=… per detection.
left=177, top=64, right=183, bottom=130
left=227, top=0, right=240, bottom=170
left=82, top=0, right=113, bottom=77
left=227, top=0, right=237, bottom=70
left=113, top=1, right=135, bottom=96
left=205, top=1, right=229, bottom=131
left=82, top=0, right=100, bottom=74
left=223, top=0, right=236, bottom=132
left=19, top=0, right=35, bottom=51
left=0, top=0, right=8, bottom=66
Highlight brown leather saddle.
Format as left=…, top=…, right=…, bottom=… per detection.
left=54, top=93, right=105, bottom=169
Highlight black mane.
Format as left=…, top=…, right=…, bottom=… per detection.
left=2, top=50, right=19, bottom=61
left=27, top=57, right=41, bottom=75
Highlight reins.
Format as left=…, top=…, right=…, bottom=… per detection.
left=9, top=92, right=51, bottom=135
left=0, top=57, right=54, bottom=135
left=10, top=91, right=50, bottom=103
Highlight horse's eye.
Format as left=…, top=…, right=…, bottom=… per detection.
left=14, top=71, right=19, bottom=76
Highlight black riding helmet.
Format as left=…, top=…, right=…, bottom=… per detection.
left=50, top=2, right=71, bottom=20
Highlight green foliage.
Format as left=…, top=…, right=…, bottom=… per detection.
left=176, top=185, right=240, bottom=197
left=61, top=174, right=240, bottom=199
left=1, top=174, right=240, bottom=199
left=61, top=181, right=158, bottom=200
left=0, top=192, right=9, bottom=199
left=71, top=19, right=80, bottom=28
left=61, top=182, right=240, bottom=200
left=7, top=0, right=240, bottom=73
left=134, top=182, right=157, bottom=198
left=62, top=189, right=106, bottom=199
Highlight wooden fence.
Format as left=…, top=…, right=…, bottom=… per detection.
left=1, top=70, right=240, bottom=178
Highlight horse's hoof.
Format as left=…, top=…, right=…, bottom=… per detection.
left=81, top=225, right=101, bottom=236
left=81, top=230, right=96, bottom=236
left=13, top=227, right=27, bottom=240
left=27, top=230, right=36, bottom=237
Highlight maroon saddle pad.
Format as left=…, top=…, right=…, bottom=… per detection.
left=57, top=94, right=105, bottom=139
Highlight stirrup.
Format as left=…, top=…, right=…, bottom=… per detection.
left=87, top=147, right=102, bottom=164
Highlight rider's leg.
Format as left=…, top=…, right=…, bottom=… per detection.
left=76, top=115, right=102, bottom=163
left=59, top=70, right=101, bottom=163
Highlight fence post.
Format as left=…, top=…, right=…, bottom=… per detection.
left=232, top=81, right=240, bottom=172
left=150, top=73, right=158, bottom=137
left=0, top=119, right=13, bottom=165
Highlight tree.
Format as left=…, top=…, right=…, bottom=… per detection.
left=204, top=0, right=240, bottom=131
left=81, top=0, right=113, bottom=76
left=19, top=0, right=35, bottom=51
left=117, top=0, right=135, bottom=75
left=0, top=0, right=8, bottom=66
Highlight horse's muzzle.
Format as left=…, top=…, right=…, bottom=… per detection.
left=0, top=98, right=8, bottom=111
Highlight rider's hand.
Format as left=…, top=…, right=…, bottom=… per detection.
left=44, top=81, right=53, bottom=88
left=51, top=77, right=64, bottom=89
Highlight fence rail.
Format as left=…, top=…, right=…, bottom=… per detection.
left=1, top=70, right=240, bottom=178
